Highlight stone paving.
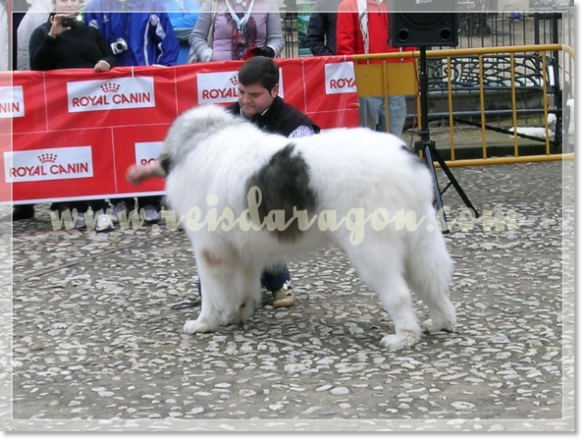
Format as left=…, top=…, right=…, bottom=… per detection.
left=0, top=159, right=575, bottom=431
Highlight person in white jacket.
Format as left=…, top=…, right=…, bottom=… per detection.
left=9, top=0, right=57, bottom=223
left=16, top=0, right=53, bottom=70
left=0, top=0, right=8, bottom=71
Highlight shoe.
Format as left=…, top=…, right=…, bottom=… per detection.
left=73, top=212, right=86, bottom=229
left=57, top=205, right=86, bottom=229
left=12, top=204, right=34, bottom=221
left=142, top=205, right=161, bottom=224
left=272, top=282, right=295, bottom=308
left=110, top=202, right=129, bottom=224
left=96, top=213, right=114, bottom=232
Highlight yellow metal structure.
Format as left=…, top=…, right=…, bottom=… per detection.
left=351, top=44, right=574, bottom=166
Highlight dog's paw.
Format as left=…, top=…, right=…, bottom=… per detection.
left=380, top=332, right=420, bottom=351
left=422, top=318, right=455, bottom=334
left=236, top=300, right=256, bottom=323
left=182, top=318, right=213, bottom=334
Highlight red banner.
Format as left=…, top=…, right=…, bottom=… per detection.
left=0, top=56, right=359, bottom=204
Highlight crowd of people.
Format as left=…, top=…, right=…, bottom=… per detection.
left=5, top=0, right=415, bottom=307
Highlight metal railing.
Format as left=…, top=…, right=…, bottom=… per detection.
left=351, top=43, right=574, bottom=167
left=285, top=10, right=573, bottom=59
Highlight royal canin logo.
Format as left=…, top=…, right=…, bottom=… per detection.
left=101, top=83, right=120, bottom=93
left=10, top=154, right=90, bottom=178
left=0, top=101, right=21, bottom=114
left=38, top=153, right=57, bottom=163
left=0, top=85, right=25, bottom=118
left=201, top=77, right=239, bottom=101
left=325, top=62, right=357, bottom=95
left=67, top=78, right=155, bottom=112
left=328, top=77, right=357, bottom=89
left=198, top=71, right=264, bottom=104
left=72, top=81, right=151, bottom=107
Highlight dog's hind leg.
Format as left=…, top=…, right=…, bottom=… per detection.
left=377, top=279, right=422, bottom=351
left=345, top=246, right=422, bottom=351
left=233, top=264, right=262, bottom=324
left=404, top=219, right=456, bottom=334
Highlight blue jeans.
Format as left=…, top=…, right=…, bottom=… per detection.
left=358, top=95, right=407, bottom=137
left=109, top=196, right=163, bottom=211
left=260, top=266, right=291, bottom=292
left=196, top=265, right=291, bottom=296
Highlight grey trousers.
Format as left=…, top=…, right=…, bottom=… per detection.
left=358, top=95, right=407, bottom=137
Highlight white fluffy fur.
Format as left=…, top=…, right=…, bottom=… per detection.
left=162, top=105, right=456, bottom=351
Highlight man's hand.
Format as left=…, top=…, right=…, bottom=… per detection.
left=126, top=162, right=166, bottom=186
left=94, top=60, right=111, bottom=72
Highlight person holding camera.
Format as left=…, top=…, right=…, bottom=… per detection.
left=29, top=0, right=115, bottom=71
left=28, top=0, right=116, bottom=230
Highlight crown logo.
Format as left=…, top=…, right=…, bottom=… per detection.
left=101, top=82, right=120, bottom=93
left=39, top=153, right=57, bottom=163
left=230, top=76, right=239, bottom=86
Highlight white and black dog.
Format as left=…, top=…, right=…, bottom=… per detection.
left=160, top=104, right=456, bottom=351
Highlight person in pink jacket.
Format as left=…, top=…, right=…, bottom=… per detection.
left=188, top=0, right=284, bottom=62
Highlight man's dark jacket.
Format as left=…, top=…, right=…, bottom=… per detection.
left=228, top=96, right=320, bottom=137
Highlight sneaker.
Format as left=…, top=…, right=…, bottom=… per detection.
left=110, top=202, right=129, bottom=224
left=96, top=213, right=114, bottom=232
left=12, top=204, right=34, bottom=221
left=272, top=281, right=295, bottom=308
left=142, top=205, right=161, bottom=224
left=73, top=212, right=86, bottom=229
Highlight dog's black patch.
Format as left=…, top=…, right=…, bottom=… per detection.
left=246, top=143, right=318, bottom=242
left=160, top=154, right=172, bottom=176
left=401, top=144, right=415, bottom=155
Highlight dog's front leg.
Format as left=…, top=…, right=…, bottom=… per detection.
left=183, top=289, right=230, bottom=334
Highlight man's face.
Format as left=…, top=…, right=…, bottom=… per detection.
left=237, top=83, right=278, bottom=118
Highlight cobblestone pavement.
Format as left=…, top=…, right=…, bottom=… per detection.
left=0, top=160, right=575, bottom=431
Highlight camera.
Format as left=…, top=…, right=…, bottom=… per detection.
left=61, top=16, right=78, bottom=28
left=111, top=38, right=128, bottom=55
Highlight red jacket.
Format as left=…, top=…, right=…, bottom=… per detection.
left=336, top=0, right=414, bottom=63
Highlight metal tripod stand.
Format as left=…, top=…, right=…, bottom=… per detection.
left=414, top=46, right=480, bottom=233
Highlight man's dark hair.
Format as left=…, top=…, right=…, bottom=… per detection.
left=238, top=56, right=279, bottom=91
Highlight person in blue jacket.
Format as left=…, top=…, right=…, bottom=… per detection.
left=85, top=0, right=180, bottom=67
left=84, top=0, right=180, bottom=229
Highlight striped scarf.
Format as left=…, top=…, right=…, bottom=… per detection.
left=357, top=0, right=384, bottom=54
left=357, top=0, right=369, bottom=54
